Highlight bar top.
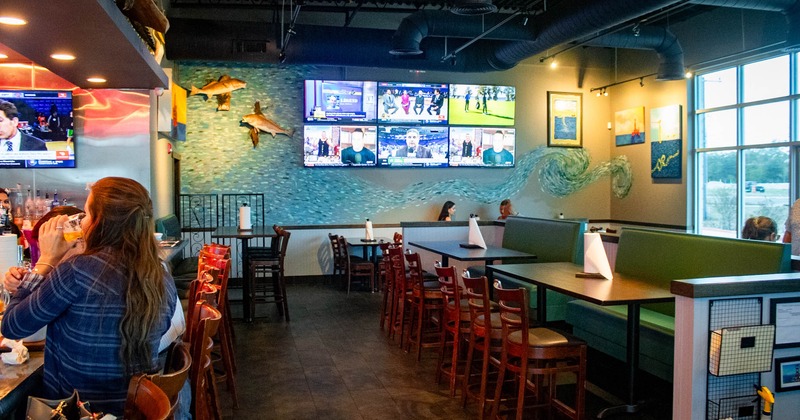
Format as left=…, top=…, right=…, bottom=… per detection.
left=671, top=272, right=800, bottom=298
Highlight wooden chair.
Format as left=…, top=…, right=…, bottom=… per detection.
left=338, top=235, right=374, bottom=294
left=249, top=225, right=291, bottom=320
left=393, top=231, right=403, bottom=244
left=435, top=265, right=471, bottom=397
left=147, top=341, right=192, bottom=418
left=461, top=275, right=503, bottom=419
left=378, top=242, right=398, bottom=331
left=124, top=375, right=172, bottom=420
left=404, top=252, right=444, bottom=361
left=328, top=233, right=347, bottom=283
left=490, top=284, right=586, bottom=420
left=186, top=301, right=223, bottom=420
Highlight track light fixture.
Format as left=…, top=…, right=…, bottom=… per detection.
left=591, top=72, right=657, bottom=98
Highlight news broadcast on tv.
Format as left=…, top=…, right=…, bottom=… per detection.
left=448, top=84, right=516, bottom=127
left=303, top=125, right=378, bottom=167
left=377, top=126, right=449, bottom=168
left=304, top=80, right=378, bottom=123
left=377, top=82, right=449, bottom=125
left=0, top=90, right=76, bottom=169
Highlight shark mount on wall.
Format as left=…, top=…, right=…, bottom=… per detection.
left=189, top=74, right=247, bottom=111
left=241, top=101, right=294, bottom=148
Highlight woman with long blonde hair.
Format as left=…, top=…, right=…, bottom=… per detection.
left=1, top=177, right=176, bottom=416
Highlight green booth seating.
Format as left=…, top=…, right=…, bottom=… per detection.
left=565, top=227, right=791, bottom=381
left=470, top=216, right=586, bottom=321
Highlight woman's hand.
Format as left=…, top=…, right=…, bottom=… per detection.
left=36, top=215, right=72, bottom=268
left=3, top=266, right=27, bottom=295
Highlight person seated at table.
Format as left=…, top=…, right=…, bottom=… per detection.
left=1, top=177, right=179, bottom=417
left=742, top=216, right=777, bottom=241
left=498, top=199, right=516, bottom=220
left=437, top=201, right=456, bottom=221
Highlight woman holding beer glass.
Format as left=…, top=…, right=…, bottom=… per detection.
left=1, top=177, right=177, bottom=416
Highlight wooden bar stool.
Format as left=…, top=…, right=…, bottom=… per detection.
left=186, top=301, right=223, bottom=420
left=249, top=225, right=291, bottom=320
left=124, top=375, right=171, bottom=420
left=388, top=253, right=411, bottom=346
left=490, top=284, right=587, bottom=420
left=434, top=265, right=471, bottom=397
left=461, top=275, right=504, bottom=419
left=378, top=242, right=400, bottom=331
left=404, top=252, right=444, bottom=361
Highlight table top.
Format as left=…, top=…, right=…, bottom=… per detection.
left=488, top=262, right=674, bottom=306
left=409, top=240, right=536, bottom=262
left=211, top=226, right=278, bottom=239
left=158, top=239, right=187, bottom=263
left=0, top=351, right=43, bottom=401
left=345, top=237, right=391, bottom=246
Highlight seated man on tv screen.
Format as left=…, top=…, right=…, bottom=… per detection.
left=395, top=129, right=432, bottom=158
left=0, top=100, right=48, bottom=154
left=482, top=130, right=513, bottom=165
left=341, top=128, right=375, bottom=165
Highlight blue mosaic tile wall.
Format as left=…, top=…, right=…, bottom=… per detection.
left=175, top=62, right=631, bottom=225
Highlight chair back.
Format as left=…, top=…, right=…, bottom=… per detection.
left=493, top=283, right=529, bottom=347
left=275, top=226, right=291, bottom=258
left=124, top=375, right=172, bottom=420
left=202, top=243, right=231, bottom=258
left=393, top=231, right=403, bottom=244
left=188, top=301, right=222, bottom=420
left=463, top=275, right=492, bottom=332
left=337, top=235, right=352, bottom=260
left=404, top=252, right=424, bottom=290
left=329, top=233, right=343, bottom=262
left=147, top=341, right=191, bottom=418
left=390, top=255, right=407, bottom=295
left=435, top=265, right=462, bottom=315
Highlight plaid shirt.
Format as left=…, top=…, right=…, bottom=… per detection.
left=1, top=250, right=176, bottom=416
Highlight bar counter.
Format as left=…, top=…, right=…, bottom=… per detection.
left=0, top=351, right=44, bottom=417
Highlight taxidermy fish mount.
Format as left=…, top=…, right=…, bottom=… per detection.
left=241, top=101, right=294, bottom=148
left=190, top=75, right=247, bottom=111
left=114, top=0, right=169, bottom=52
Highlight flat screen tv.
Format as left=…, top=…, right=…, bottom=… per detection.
left=377, top=82, right=448, bottom=125
left=304, top=80, right=377, bottom=123
left=0, top=90, right=75, bottom=168
left=303, top=125, right=378, bottom=167
left=377, top=125, right=449, bottom=168
left=448, top=84, right=516, bottom=127
left=448, top=127, right=515, bottom=167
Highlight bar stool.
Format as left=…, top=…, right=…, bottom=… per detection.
left=435, top=265, right=471, bottom=397
left=490, top=284, right=587, bottom=420
left=378, top=242, right=400, bottom=331
left=404, top=252, right=444, bottom=361
left=186, top=301, right=223, bottom=420
left=249, top=225, right=291, bottom=320
left=461, top=275, right=504, bottom=419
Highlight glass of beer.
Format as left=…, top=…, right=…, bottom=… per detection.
left=63, top=213, right=85, bottom=242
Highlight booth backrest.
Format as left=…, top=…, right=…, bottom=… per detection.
left=156, top=214, right=182, bottom=239
left=502, top=216, right=586, bottom=263
left=616, top=228, right=791, bottom=315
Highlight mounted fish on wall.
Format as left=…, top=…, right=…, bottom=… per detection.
left=241, top=101, right=294, bottom=148
left=189, top=75, right=247, bottom=111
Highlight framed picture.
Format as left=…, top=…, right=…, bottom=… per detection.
left=615, top=106, right=645, bottom=146
left=650, top=105, right=682, bottom=179
left=547, top=91, right=582, bottom=148
left=775, top=356, right=800, bottom=392
left=770, top=297, right=800, bottom=348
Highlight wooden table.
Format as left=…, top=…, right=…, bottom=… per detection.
left=158, top=239, right=188, bottom=265
left=211, top=226, right=277, bottom=322
left=408, top=240, right=536, bottom=267
left=0, top=351, right=44, bottom=417
left=486, top=262, right=674, bottom=418
left=345, top=237, right=391, bottom=263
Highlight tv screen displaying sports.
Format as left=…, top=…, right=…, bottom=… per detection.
left=0, top=90, right=75, bottom=169
left=448, top=127, right=515, bottom=167
left=448, top=84, right=516, bottom=127
left=377, top=125, right=449, bottom=168
left=377, top=82, right=448, bottom=125
left=304, top=80, right=377, bottom=123
left=303, top=125, right=378, bottom=167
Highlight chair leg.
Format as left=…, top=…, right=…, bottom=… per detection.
left=435, top=322, right=448, bottom=384
left=279, top=271, right=290, bottom=322
left=489, top=348, right=507, bottom=420
left=449, top=326, right=460, bottom=397
left=462, top=331, right=477, bottom=407
left=414, top=298, right=424, bottom=361
left=218, top=323, right=239, bottom=409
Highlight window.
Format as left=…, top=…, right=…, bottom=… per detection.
left=693, top=54, right=798, bottom=238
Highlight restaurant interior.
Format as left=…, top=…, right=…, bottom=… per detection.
left=3, top=0, right=800, bottom=419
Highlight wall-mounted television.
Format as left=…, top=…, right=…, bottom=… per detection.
left=377, top=125, right=449, bottom=168
left=304, top=80, right=377, bottom=123
left=448, top=127, right=515, bottom=167
left=0, top=90, right=75, bottom=168
left=377, top=82, right=448, bottom=125
left=448, top=84, right=516, bottom=127
left=303, top=125, right=378, bottom=167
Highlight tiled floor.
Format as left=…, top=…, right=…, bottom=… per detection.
left=217, top=281, right=671, bottom=419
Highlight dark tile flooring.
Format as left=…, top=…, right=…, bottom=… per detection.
left=217, top=281, right=672, bottom=420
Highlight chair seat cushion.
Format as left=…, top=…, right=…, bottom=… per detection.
left=508, top=328, right=570, bottom=346
left=474, top=312, right=502, bottom=329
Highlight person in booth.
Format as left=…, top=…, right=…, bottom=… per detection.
left=395, top=129, right=432, bottom=158
left=340, top=128, right=375, bottom=165
left=1, top=177, right=180, bottom=416
left=437, top=201, right=456, bottom=221
left=498, top=199, right=516, bottom=220
left=0, top=100, right=48, bottom=153
left=482, top=130, right=514, bottom=166
left=742, top=216, right=777, bottom=241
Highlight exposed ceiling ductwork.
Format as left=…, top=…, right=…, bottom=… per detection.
left=450, top=0, right=498, bottom=16
left=584, top=25, right=685, bottom=81
left=688, top=0, right=800, bottom=52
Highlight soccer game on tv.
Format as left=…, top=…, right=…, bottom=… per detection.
left=304, top=80, right=378, bottom=123
left=448, top=84, right=516, bottom=127
left=377, top=82, right=448, bottom=125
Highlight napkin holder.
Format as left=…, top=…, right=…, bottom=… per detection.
left=579, top=232, right=613, bottom=280
left=238, top=204, right=252, bottom=231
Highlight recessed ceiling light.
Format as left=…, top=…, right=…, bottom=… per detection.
left=0, top=53, right=7, bottom=59
left=0, top=17, right=27, bottom=26
left=87, top=77, right=107, bottom=83
left=51, top=53, right=75, bottom=61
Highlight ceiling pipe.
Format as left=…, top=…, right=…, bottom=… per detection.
left=689, top=0, right=800, bottom=52
left=584, top=25, right=685, bottom=80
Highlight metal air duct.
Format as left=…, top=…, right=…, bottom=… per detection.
left=689, top=0, right=800, bottom=52
left=586, top=26, right=685, bottom=80
left=450, top=0, right=498, bottom=16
